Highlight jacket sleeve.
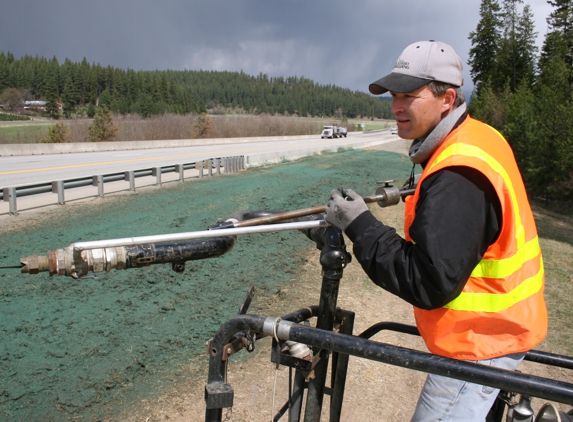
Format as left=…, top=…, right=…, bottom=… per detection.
left=344, top=166, right=501, bottom=310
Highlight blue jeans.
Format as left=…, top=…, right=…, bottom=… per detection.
left=411, top=352, right=526, bottom=422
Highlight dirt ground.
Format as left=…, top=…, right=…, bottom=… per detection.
left=0, top=145, right=411, bottom=421
left=119, top=139, right=573, bottom=422
left=1, top=140, right=572, bottom=421
left=110, top=144, right=429, bottom=421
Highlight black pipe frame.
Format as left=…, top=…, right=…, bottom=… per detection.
left=303, top=226, right=349, bottom=421
left=203, top=213, right=573, bottom=421
left=205, top=314, right=573, bottom=418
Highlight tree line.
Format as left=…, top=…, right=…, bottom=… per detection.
left=0, top=53, right=392, bottom=120
left=468, top=0, right=573, bottom=203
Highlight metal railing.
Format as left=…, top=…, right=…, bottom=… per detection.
left=1, top=155, right=245, bottom=216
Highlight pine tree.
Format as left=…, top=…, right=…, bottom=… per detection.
left=193, top=113, right=212, bottom=138
left=495, top=1, right=537, bottom=91
left=515, top=4, right=538, bottom=85
left=42, top=123, right=71, bottom=143
left=98, top=89, right=112, bottom=108
left=137, top=92, right=154, bottom=118
left=197, top=98, right=207, bottom=114
left=88, top=106, right=118, bottom=142
left=62, top=67, right=80, bottom=117
left=547, top=0, right=573, bottom=69
left=467, top=79, right=511, bottom=129
left=0, top=52, right=10, bottom=93
left=86, top=102, right=96, bottom=118
left=45, top=99, right=60, bottom=119
left=531, top=53, right=573, bottom=203
left=468, top=0, right=503, bottom=91
left=502, top=79, right=536, bottom=171
left=79, top=57, right=90, bottom=104
left=538, top=30, right=568, bottom=75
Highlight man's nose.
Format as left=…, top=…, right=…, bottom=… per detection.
left=391, top=99, right=404, bottom=115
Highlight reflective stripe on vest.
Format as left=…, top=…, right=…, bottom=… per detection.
left=471, top=236, right=540, bottom=279
left=410, top=117, right=546, bottom=359
left=444, top=259, right=544, bottom=313
left=429, top=142, right=526, bottom=249
left=424, top=140, right=537, bottom=314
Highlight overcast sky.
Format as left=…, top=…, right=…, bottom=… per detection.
left=0, top=0, right=555, bottom=96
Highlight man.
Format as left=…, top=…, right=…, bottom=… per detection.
left=324, top=40, right=547, bottom=421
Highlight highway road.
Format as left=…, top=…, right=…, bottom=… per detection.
left=0, top=130, right=399, bottom=215
left=0, top=131, right=396, bottom=188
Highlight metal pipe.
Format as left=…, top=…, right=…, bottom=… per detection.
left=20, top=235, right=239, bottom=278
left=289, top=369, right=305, bottom=422
left=229, top=188, right=415, bottom=228
left=204, top=308, right=317, bottom=422
left=359, top=321, right=420, bottom=339
left=525, top=350, right=573, bottom=371
left=356, top=322, right=573, bottom=371
left=19, top=213, right=329, bottom=278
left=205, top=314, right=573, bottom=420
left=17, top=185, right=408, bottom=278
left=330, top=309, right=354, bottom=422
left=304, top=226, right=349, bottom=421
left=71, top=220, right=330, bottom=251
left=18, top=185, right=409, bottom=263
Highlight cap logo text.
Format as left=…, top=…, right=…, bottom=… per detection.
left=394, top=59, right=409, bottom=70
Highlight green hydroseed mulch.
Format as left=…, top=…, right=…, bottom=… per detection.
left=0, top=149, right=411, bottom=421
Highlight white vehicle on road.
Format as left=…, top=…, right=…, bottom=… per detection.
left=321, top=125, right=347, bottom=139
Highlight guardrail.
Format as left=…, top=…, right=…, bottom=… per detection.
left=1, top=155, right=244, bottom=216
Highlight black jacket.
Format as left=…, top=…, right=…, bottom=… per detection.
left=345, top=132, right=502, bottom=310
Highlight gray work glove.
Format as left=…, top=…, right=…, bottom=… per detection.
left=325, top=187, right=368, bottom=231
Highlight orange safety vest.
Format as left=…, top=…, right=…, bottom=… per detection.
left=404, top=116, right=547, bottom=360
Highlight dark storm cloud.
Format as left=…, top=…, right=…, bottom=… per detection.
left=0, top=1, right=553, bottom=93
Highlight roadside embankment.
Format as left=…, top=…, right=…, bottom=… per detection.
left=0, top=147, right=411, bottom=421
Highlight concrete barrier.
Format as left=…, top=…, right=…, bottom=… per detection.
left=245, top=137, right=397, bottom=168
left=0, top=135, right=319, bottom=157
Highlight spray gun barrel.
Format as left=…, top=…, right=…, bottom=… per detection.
left=19, top=220, right=329, bottom=278
left=18, top=184, right=414, bottom=279
left=20, top=236, right=239, bottom=278
left=224, top=185, right=414, bottom=229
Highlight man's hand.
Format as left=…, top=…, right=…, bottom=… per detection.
left=325, top=187, right=368, bottom=231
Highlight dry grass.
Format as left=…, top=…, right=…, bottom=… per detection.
left=208, top=114, right=325, bottom=138
left=529, top=202, right=573, bottom=357
left=0, top=113, right=327, bottom=144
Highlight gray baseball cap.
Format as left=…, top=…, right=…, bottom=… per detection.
left=369, top=40, right=463, bottom=95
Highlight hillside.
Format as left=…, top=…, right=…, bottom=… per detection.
left=0, top=52, right=392, bottom=119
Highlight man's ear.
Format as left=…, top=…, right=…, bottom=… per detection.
left=442, top=88, right=457, bottom=113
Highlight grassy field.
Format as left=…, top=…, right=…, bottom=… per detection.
left=363, top=123, right=392, bottom=131
left=0, top=121, right=54, bottom=143
left=0, top=114, right=396, bottom=144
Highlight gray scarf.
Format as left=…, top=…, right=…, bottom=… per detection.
left=408, top=103, right=467, bottom=164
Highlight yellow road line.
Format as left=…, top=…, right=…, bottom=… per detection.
left=0, top=150, right=227, bottom=176
left=0, top=139, right=336, bottom=176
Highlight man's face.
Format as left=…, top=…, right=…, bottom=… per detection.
left=390, top=85, right=452, bottom=140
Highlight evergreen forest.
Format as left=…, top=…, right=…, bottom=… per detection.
left=0, top=53, right=392, bottom=120
left=1, top=0, right=573, bottom=201
left=468, top=0, right=573, bottom=202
